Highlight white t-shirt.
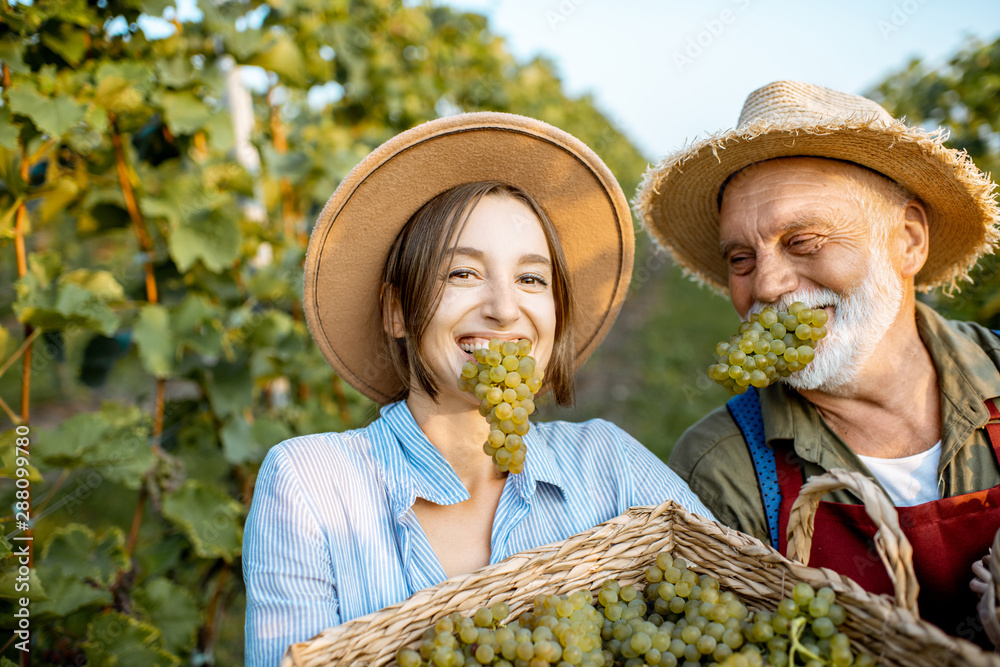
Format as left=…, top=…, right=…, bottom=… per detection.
left=856, top=441, right=942, bottom=507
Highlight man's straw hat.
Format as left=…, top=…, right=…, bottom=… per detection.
left=635, top=80, right=999, bottom=295
left=304, top=112, right=634, bottom=403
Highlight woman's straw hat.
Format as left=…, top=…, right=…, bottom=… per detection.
left=635, top=80, right=999, bottom=295
left=304, top=112, right=634, bottom=403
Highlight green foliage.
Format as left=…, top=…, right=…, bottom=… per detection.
left=0, top=1, right=649, bottom=663
left=82, top=612, right=180, bottom=667
left=869, top=36, right=1000, bottom=326
left=161, top=480, right=243, bottom=562
left=14, top=265, right=126, bottom=336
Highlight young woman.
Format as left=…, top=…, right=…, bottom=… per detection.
left=243, top=113, right=714, bottom=666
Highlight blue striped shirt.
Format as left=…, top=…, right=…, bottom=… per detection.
left=243, top=401, right=714, bottom=666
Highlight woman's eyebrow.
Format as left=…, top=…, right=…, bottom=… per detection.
left=520, top=253, right=551, bottom=266
left=449, top=246, right=484, bottom=260
left=448, top=248, right=551, bottom=267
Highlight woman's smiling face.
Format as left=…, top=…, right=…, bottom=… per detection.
left=416, top=194, right=557, bottom=406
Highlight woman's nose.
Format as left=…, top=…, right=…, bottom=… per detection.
left=482, top=281, right=520, bottom=325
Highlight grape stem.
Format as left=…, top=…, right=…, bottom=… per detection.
left=788, top=616, right=826, bottom=665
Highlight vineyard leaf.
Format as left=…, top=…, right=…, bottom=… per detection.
left=0, top=429, right=44, bottom=482
left=85, top=104, right=110, bottom=135
left=0, top=107, right=18, bottom=150
left=40, top=22, right=89, bottom=67
left=204, top=110, right=235, bottom=152
left=83, top=612, right=181, bottom=667
left=173, top=294, right=224, bottom=358
left=54, top=283, right=120, bottom=335
left=161, top=480, right=243, bottom=562
left=134, top=577, right=199, bottom=655
left=168, top=208, right=242, bottom=273
left=14, top=268, right=124, bottom=336
left=95, top=75, right=146, bottom=115
left=219, top=414, right=286, bottom=465
left=156, top=55, right=196, bottom=89
left=36, top=176, right=81, bottom=223
left=6, top=82, right=87, bottom=137
left=248, top=33, right=307, bottom=86
left=205, top=359, right=252, bottom=418
left=35, top=412, right=111, bottom=466
left=157, top=90, right=213, bottom=135
left=33, top=573, right=112, bottom=618
left=219, top=413, right=255, bottom=465
left=222, top=27, right=267, bottom=60
left=40, top=524, right=129, bottom=586
left=38, top=404, right=155, bottom=487
left=0, top=35, right=28, bottom=74
left=263, top=144, right=312, bottom=183
left=0, top=533, right=10, bottom=559
left=253, top=417, right=292, bottom=457
left=133, top=304, right=176, bottom=377
left=249, top=310, right=295, bottom=348
left=66, top=268, right=127, bottom=302
left=0, top=566, right=47, bottom=602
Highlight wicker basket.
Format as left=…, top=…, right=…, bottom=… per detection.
left=282, top=471, right=1000, bottom=667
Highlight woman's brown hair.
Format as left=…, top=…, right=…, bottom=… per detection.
left=379, top=181, right=575, bottom=405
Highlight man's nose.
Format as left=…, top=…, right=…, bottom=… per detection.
left=752, top=251, right=798, bottom=306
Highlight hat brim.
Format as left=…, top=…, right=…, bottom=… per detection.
left=305, top=112, right=634, bottom=403
left=636, top=116, right=1000, bottom=295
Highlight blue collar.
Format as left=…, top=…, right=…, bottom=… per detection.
left=374, top=402, right=567, bottom=514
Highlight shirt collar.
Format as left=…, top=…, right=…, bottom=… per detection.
left=512, top=427, right=567, bottom=502
left=375, top=402, right=567, bottom=511
left=376, top=402, right=471, bottom=513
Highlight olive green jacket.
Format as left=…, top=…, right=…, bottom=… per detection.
left=669, top=301, right=1000, bottom=546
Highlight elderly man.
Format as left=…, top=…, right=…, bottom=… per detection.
left=636, top=80, right=1000, bottom=644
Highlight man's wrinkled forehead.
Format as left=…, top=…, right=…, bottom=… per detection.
left=717, top=157, right=895, bottom=210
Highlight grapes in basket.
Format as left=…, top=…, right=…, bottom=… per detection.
left=396, top=550, right=878, bottom=666
left=707, top=303, right=828, bottom=395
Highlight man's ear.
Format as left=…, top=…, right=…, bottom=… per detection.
left=382, top=286, right=406, bottom=338
left=898, top=198, right=930, bottom=280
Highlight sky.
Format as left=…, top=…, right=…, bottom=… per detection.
left=437, top=0, right=1000, bottom=160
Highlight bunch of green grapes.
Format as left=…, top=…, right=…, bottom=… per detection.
left=458, top=338, right=544, bottom=474
left=729, top=582, right=876, bottom=667
left=396, top=552, right=880, bottom=667
left=596, top=555, right=875, bottom=667
left=396, top=590, right=606, bottom=667
left=707, top=303, right=828, bottom=395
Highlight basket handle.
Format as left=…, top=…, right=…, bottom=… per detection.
left=785, top=468, right=920, bottom=615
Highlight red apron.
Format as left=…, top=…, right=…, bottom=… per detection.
left=775, top=401, right=1000, bottom=648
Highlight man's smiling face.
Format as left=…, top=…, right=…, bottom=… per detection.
left=719, top=157, right=908, bottom=393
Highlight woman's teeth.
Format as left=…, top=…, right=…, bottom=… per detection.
left=459, top=340, right=491, bottom=353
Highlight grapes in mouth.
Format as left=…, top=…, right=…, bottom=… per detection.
left=458, top=338, right=543, bottom=474
left=707, top=302, right=828, bottom=395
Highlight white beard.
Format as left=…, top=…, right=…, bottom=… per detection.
left=747, top=250, right=904, bottom=395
